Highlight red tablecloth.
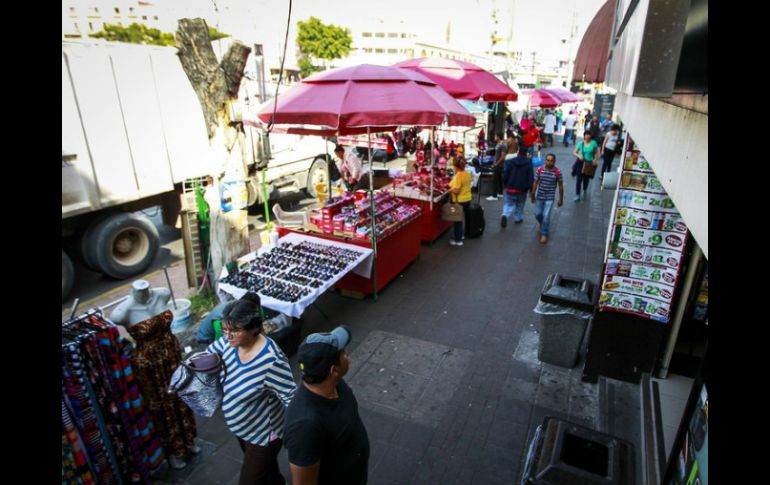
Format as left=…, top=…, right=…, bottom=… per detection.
left=276, top=217, right=421, bottom=295
left=397, top=195, right=453, bottom=243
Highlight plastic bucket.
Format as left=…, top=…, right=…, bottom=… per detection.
left=169, top=299, right=193, bottom=333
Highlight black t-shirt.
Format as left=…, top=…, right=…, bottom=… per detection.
left=284, top=379, right=370, bottom=485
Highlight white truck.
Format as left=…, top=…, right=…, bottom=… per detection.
left=62, top=40, right=335, bottom=300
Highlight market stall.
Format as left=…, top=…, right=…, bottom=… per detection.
left=293, top=189, right=422, bottom=294
left=255, top=64, right=475, bottom=298
left=387, top=164, right=453, bottom=243
left=218, top=232, right=374, bottom=317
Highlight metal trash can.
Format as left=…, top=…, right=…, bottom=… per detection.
left=534, top=274, right=597, bottom=368
left=520, top=416, right=635, bottom=485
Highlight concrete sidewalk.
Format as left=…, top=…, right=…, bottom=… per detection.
left=149, top=136, right=631, bottom=485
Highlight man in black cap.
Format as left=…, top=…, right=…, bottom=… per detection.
left=283, top=326, right=370, bottom=485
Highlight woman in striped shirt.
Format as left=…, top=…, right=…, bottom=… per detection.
left=207, top=292, right=297, bottom=485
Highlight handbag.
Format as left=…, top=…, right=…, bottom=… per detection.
left=441, top=192, right=464, bottom=222
left=167, top=351, right=226, bottom=417
left=579, top=143, right=598, bottom=177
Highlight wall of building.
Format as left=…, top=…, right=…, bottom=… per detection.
left=616, top=93, right=708, bottom=259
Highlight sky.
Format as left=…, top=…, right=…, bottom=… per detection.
left=70, top=0, right=608, bottom=70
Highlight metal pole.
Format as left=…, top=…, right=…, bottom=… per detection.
left=367, top=127, right=378, bottom=301
left=162, top=266, right=177, bottom=310
left=325, top=137, right=332, bottom=200
left=69, top=298, right=81, bottom=320
left=430, top=126, right=435, bottom=210
left=657, top=244, right=703, bottom=379
left=262, top=169, right=272, bottom=232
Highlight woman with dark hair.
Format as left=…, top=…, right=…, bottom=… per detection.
left=600, top=124, right=621, bottom=178
left=448, top=156, right=472, bottom=246
left=206, top=292, right=296, bottom=485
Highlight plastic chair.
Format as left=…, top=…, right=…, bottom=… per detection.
left=314, top=183, right=343, bottom=206
left=272, top=203, right=309, bottom=229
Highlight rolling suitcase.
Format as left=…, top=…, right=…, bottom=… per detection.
left=465, top=203, right=485, bottom=238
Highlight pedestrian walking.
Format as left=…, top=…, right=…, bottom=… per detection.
left=600, top=124, right=622, bottom=178
left=588, top=115, right=602, bottom=142
left=531, top=153, right=564, bottom=244
left=555, top=108, right=563, bottom=134
left=448, top=157, right=472, bottom=246
left=523, top=123, right=542, bottom=158
left=563, top=110, right=578, bottom=146
left=572, top=132, right=599, bottom=201
left=501, top=143, right=534, bottom=227
left=543, top=110, right=556, bottom=148
left=205, top=292, right=297, bottom=485
left=283, top=326, right=370, bottom=485
left=487, top=132, right=507, bottom=201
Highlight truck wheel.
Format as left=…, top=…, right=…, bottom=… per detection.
left=78, top=213, right=113, bottom=272
left=62, top=250, right=75, bottom=301
left=91, top=213, right=160, bottom=279
left=306, top=158, right=329, bottom=198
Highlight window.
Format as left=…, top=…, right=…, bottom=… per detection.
left=387, top=48, right=397, bottom=54
left=362, top=32, right=372, bottom=37
left=142, top=16, right=147, bottom=20
left=73, top=22, right=80, bottom=32
left=401, top=33, right=407, bottom=38
left=388, top=33, right=397, bottom=38
left=88, top=22, right=94, bottom=31
left=364, top=48, right=373, bottom=53
left=69, top=7, right=76, bottom=14
left=375, top=32, right=384, bottom=38
left=375, top=48, right=384, bottom=53
left=94, top=7, right=99, bottom=13
left=114, top=7, right=119, bottom=14
left=153, top=16, right=158, bottom=20
left=129, top=7, right=134, bottom=14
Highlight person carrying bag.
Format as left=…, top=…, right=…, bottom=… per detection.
left=572, top=132, right=599, bottom=201
left=167, top=351, right=226, bottom=418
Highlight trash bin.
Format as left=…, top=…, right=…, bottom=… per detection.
left=534, top=274, right=597, bottom=368
left=520, top=416, right=635, bottom=485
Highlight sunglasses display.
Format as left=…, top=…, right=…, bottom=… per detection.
left=221, top=240, right=367, bottom=303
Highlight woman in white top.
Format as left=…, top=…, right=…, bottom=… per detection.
left=600, top=124, right=622, bottom=177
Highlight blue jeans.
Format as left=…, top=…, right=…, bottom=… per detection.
left=502, top=192, right=527, bottom=222
left=563, top=129, right=574, bottom=145
left=453, top=202, right=469, bottom=241
left=534, top=199, right=555, bottom=236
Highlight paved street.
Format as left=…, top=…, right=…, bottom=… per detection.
left=149, top=134, right=642, bottom=485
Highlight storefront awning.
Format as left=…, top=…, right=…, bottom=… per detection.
left=572, top=0, right=617, bottom=83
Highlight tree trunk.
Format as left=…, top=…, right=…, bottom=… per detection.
left=175, top=18, right=253, bottom=287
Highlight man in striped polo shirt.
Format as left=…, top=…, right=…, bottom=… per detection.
left=530, top=153, right=564, bottom=244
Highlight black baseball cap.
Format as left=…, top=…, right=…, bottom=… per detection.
left=297, top=326, right=351, bottom=383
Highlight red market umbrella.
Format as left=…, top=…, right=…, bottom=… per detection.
left=522, top=89, right=561, bottom=108
left=255, top=64, right=475, bottom=135
left=392, top=58, right=518, bottom=101
left=544, top=87, right=581, bottom=103
left=572, top=0, right=617, bottom=83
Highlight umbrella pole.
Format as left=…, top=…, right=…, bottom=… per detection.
left=262, top=168, right=272, bottom=232
left=430, top=126, right=435, bottom=211
left=325, top=137, right=332, bottom=200
left=367, top=127, right=378, bottom=301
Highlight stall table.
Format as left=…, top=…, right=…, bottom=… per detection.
left=391, top=189, right=453, bottom=243
left=277, top=216, right=421, bottom=295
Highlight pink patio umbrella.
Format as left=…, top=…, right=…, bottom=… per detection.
left=256, top=64, right=475, bottom=135
left=522, top=89, right=561, bottom=109
left=392, top=58, right=518, bottom=102
left=544, top=86, right=581, bottom=103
